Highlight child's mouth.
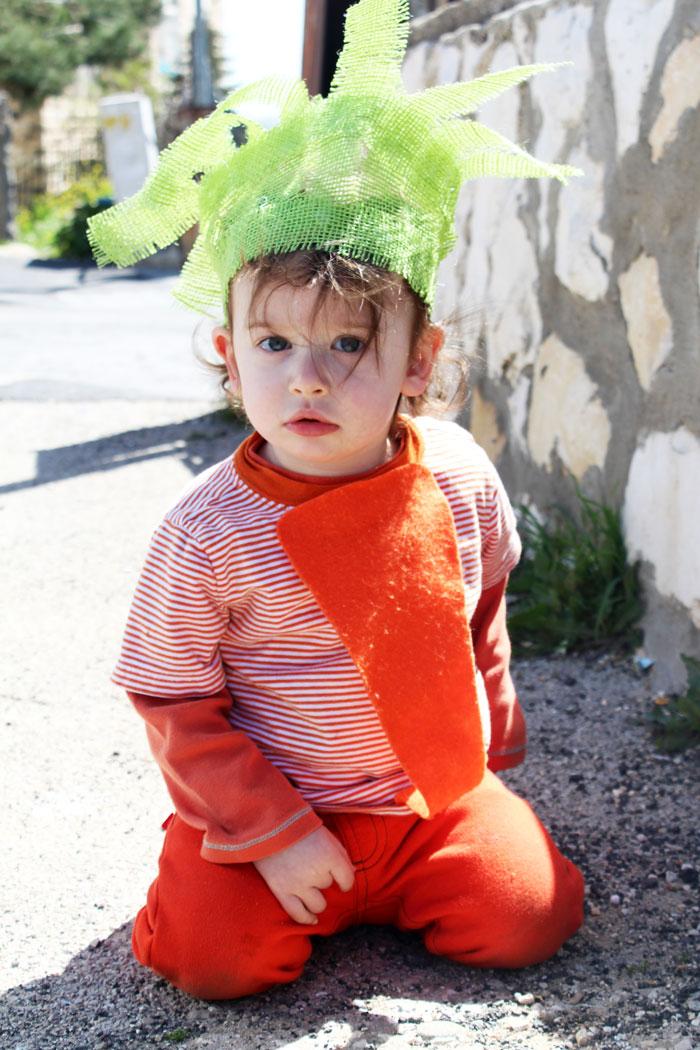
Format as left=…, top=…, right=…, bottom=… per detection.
left=285, top=417, right=339, bottom=436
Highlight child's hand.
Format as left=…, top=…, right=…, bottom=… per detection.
left=253, top=826, right=355, bottom=925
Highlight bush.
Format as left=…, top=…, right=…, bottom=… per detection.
left=53, top=198, right=112, bottom=259
left=16, top=167, right=113, bottom=259
left=645, top=655, right=700, bottom=752
left=507, top=484, right=642, bottom=655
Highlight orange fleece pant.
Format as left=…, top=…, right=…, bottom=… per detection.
left=133, top=771, right=584, bottom=1000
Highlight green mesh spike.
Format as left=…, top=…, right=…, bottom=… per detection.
left=88, top=0, right=580, bottom=314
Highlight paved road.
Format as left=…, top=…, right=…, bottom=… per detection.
left=0, top=245, right=217, bottom=401
left=1, top=245, right=247, bottom=991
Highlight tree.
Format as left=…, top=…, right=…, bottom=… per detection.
left=0, top=0, right=162, bottom=110
left=0, top=0, right=161, bottom=238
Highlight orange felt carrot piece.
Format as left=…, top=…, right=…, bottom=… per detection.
left=277, top=462, right=485, bottom=817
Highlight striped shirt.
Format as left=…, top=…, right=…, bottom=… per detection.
left=113, top=416, right=520, bottom=813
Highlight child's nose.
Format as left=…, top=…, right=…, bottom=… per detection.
left=290, top=349, right=328, bottom=395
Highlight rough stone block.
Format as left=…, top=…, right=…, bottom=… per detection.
left=618, top=253, right=673, bottom=391
left=605, top=0, right=674, bottom=158
left=527, top=333, right=611, bottom=478
left=555, top=150, right=612, bottom=302
left=402, top=40, right=429, bottom=93
left=623, top=427, right=700, bottom=628
left=649, top=34, right=700, bottom=163
left=469, top=387, right=506, bottom=462
left=531, top=3, right=592, bottom=254
left=488, top=202, right=542, bottom=378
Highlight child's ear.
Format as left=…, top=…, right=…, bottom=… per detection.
left=212, top=325, right=233, bottom=360
left=212, top=326, right=240, bottom=392
left=401, top=323, right=444, bottom=396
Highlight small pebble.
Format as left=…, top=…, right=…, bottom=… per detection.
left=514, top=991, right=535, bottom=1005
left=673, top=1040, right=694, bottom=1050
left=507, top=1016, right=530, bottom=1031
left=575, top=1027, right=596, bottom=1047
left=610, top=894, right=621, bottom=906
left=414, top=1020, right=465, bottom=1043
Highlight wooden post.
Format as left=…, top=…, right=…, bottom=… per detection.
left=302, top=0, right=356, bottom=97
left=302, top=0, right=327, bottom=96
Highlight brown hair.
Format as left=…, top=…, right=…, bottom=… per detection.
left=207, top=250, right=468, bottom=418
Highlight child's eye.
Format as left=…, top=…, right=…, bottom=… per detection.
left=260, top=336, right=290, bottom=352
left=332, top=336, right=364, bottom=354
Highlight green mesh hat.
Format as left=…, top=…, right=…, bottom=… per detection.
left=88, top=0, right=579, bottom=314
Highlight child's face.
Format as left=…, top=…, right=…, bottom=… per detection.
left=213, top=273, right=441, bottom=477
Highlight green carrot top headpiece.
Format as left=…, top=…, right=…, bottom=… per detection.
left=88, top=0, right=578, bottom=314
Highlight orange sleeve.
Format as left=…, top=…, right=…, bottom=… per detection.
left=128, top=689, right=322, bottom=863
left=469, top=577, right=527, bottom=771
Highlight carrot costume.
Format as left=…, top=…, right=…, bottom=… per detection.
left=89, top=0, right=584, bottom=1000
left=117, top=419, right=583, bottom=997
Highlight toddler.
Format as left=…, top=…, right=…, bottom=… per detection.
left=90, top=0, right=584, bottom=1000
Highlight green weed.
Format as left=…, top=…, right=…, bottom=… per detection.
left=16, top=166, right=113, bottom=259
left=507, top=485, right=641, bottom=655
left=645, top=655, right=700, bottom=752
left=163, top=1030, right=191, bottom=1045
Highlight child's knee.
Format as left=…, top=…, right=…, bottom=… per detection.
left=132, top=895, right=311, bottom=999
left=425, top=854, right=585, bottom=969
left=131, top=822, right=313, bottom=999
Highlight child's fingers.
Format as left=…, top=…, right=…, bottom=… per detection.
left=329, top=833, right=356, bottom=872
left=301, top=886, right=329, bottom=915
left=278, top=892, right=320, bottom=926
left=331, top=855, right=356, bottom=893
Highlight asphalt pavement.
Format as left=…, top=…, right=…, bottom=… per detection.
left=1, top=245, right=248, bottom=992
left=0, top=244, right=216, bottom=401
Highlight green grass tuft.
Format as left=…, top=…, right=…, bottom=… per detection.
left=163, top=1030, right=191, bottom=1045
left=507, top=484, right=641, bottom=655
left=645, top=655, right=700, bottom=752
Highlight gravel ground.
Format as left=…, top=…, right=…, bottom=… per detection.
left=1, top=402, right=698, bottom=1050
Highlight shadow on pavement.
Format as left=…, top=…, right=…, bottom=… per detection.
left=0, top=256, right=180, bottom=299
left=27, top=255, right=179, bottom=274
left=26, top=258, right=179, bottom=282
left=0, top=411, right=250, bottom=496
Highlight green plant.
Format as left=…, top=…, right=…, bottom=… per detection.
left=53, top=199, right=112, bottom=259
left=645, top=655, right=700, bottom=752
left=507, top=485, right=641, bottom=655
left=0, top=0, right=161, bottom=110
left=163, top=1030, right=190, bottom=1045
left=16, top=166, right=113, bottom=257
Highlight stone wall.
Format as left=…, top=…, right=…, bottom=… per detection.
left=405, top=0, right=700, bottom=689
